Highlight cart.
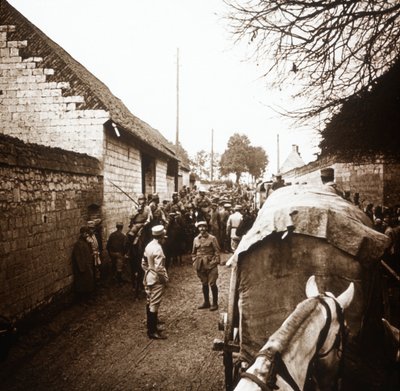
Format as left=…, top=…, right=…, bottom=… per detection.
left=213, top=184, right=393, bottom=391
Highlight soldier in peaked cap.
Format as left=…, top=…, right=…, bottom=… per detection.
left=141, top=225, right=169, bottom=339
left=192, top=220, right=221, bottom=311
left=320, top=167, right=343, bottom=196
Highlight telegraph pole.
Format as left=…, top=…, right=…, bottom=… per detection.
left=175, top=48, right=180, bottom=146
left=210, top=128, right=214, bottom=181
left=277, top=133, right=280, bottom=174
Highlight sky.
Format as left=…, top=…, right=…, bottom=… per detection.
left=9, top=0, right=321, bottom=176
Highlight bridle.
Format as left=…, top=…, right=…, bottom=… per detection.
left=240, top=295, right=347, bottom=391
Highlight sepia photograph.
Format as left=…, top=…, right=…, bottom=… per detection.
left=0, top=1, right=399, bottom=390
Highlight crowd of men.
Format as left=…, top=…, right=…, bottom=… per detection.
left=71, top=184, right=258, bottom=339
left=71, top=173, right=400, bottom=339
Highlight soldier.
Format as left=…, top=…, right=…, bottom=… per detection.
left=165, top=191, right=185, bottom=215
left=127, top=194, right=152, bottom=298
left=86, top=220, right=102, bottom=282
left=226, top=205, right=243, bottom=252
left=72, top=226, right=95, bottom=300
left=149, top=193, right=167, bottom=226
left=192, top=221, right=221, bottom=311
left=193, top=188, right=212, bottom=222
left=106, top=222, right=126, bottom=284
left=142, top=225, right=169, bottom=339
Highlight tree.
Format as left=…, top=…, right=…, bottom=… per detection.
left=220, top=133, right=268, bottom=183
left=190, top=150, right=210, bottom=180
left=319, top=57, right=400, bottom=157
left=220, top=134, right=251, bottom=183
left=247, top=146, right=268, bottom=181
left=225, top=1, right=400, bottom=121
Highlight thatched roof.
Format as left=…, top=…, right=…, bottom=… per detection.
left=0, top=0, right=177, bottom=160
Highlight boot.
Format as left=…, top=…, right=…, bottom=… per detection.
left=147, top=311, right=167, bottom=339
left=155, top=312, right=166, bottom=331
left=210, top=285, right=218, bottom=311
left=198, top=285, right=210, bottom=309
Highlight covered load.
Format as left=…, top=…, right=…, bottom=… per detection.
left=226, top=183, right=390, bottom=362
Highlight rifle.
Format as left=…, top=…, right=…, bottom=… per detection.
left=107, top=179, right=139, bottom=206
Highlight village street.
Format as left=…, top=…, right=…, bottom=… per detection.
left=0, top=254, right=231, bottom=391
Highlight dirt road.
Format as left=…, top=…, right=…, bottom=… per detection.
left=1, top=254, right=231, bottom=391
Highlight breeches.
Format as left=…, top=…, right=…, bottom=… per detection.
left=197, top=267, right=218, bottom=286
left=109, top=252, right=125, bottom=272
left=145, top=283, right=165, bottom=312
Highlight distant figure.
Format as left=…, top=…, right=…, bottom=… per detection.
left=271, top=174, right=285, bottom=191
left=226, top=205, right=243, bottom=252
left=320, top=167, right=335, bottom=185
left=106, top=222, right=126, bottom=284
left=86, top=220, right=101, bottom=281
left=320, top=167, right=343, bottom=196
left=72, top=226, right=95, bottom=300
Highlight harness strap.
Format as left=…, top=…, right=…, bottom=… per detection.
left=315, top=298, right=332, bottom=353
left=274, top=351, right=302, bottom=391
left=240, top=372, right=271, bottom=391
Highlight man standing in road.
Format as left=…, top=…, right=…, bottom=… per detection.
left=106, top=222, right=126, bottom=284
left=142, top=225, right=169, bottom=339
left=192, top=221, right=221, bottom=311
left=226, top=205, right=243, bottom=252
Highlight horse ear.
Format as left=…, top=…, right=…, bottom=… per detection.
left=336, top=282, right=354, bottom=309
left=305, top=275, right=320, bottom=298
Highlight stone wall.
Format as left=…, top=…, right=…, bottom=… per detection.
left=282, top=155, right=400, bottom=208
left=0, top=25, right=109, bottom=159
left=0, top=134, right=102, bottom=320
left=155, top=160, right=168, bottom=201
left=103, top=129, right=142, bottom=240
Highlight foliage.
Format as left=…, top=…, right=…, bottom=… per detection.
left=220, top=133, right=268, bottom=183
left=319, top=58, right=400, bottom=157
left=247, top=146, right=268, bottom=180
left=225, top=1, right=400, bottom=121
left=190, top=150, right=209, bottom=180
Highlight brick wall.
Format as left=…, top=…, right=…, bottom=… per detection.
left=0, top=134, right=102, bottom=320
left=0, top=25, right=109, bottom=159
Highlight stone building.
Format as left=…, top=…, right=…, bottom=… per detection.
left=0, top=0, right=180, bottom=320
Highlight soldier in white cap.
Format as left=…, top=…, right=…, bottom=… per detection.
left=192, top=221, right=221, bottom=311
left=141, top=225, right=169, bottom=339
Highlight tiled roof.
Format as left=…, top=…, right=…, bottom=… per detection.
left=1, top=0, right=177, bottom=160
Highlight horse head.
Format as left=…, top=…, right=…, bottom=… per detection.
left=234, top=275, right=354, bottom=391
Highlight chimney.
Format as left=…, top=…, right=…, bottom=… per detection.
left=292, top=144, right=299, bottom=154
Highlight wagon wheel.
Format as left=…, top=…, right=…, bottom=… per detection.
left=222, top=265, right=240, bottom=391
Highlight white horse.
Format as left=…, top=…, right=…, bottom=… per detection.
left=234, top=276, right=354, bottom=391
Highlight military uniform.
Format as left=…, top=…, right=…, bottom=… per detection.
left=142, top=225, right=169, bottom=339
left=192, top=222, right=220, bottom=311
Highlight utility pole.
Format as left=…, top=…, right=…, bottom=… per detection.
left=277, top=133, right=280, bottom=174
left=175, top=48, right=180, bottom=146
left=210, top=128, right=214, bottom=181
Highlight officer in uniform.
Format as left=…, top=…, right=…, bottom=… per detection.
left=192, top=221, right=221, bottom=311
left=142, top=225, right=169, bottom=339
